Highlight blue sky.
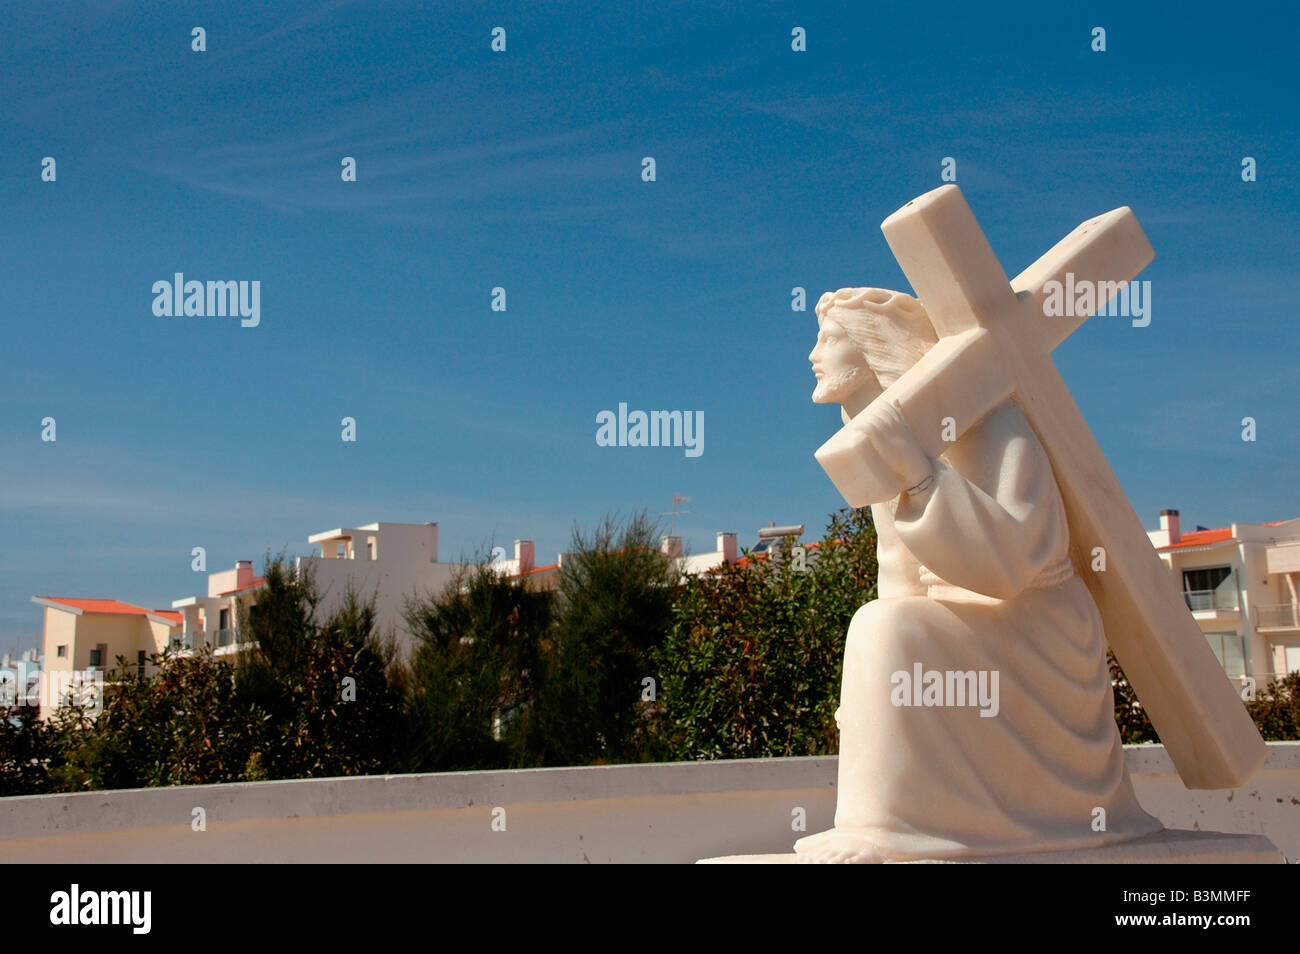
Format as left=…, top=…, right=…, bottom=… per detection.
left=2, top=1, right=1297, bottom=653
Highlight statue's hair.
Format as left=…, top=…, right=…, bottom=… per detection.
left=814, top=287, right=938, bottom=389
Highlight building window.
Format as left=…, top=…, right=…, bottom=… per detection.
left=56, top=644, right=67, bottom=658
left=1182, top=566, right=1237, bottom=611
left=88, top=648, right=102, bottom=667
left=1205, top=632, right=1248, bottom=679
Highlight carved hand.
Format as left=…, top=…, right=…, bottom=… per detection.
left=850, top=400, right=933, bottom=495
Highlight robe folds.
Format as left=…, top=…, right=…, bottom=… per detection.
left=832, top=399, right=1162, bottom=859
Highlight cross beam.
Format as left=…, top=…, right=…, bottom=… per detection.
left=815, top=185, right=1265, bottom=790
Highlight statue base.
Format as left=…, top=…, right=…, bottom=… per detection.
left=698, top=829, right=1286, bottom=864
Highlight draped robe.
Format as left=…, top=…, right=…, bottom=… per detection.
left=829, top=399, right=1162, bottom=858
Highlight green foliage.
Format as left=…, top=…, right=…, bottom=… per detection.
left=0, top=701, right=77, bottom=796
left=238, top=553, right=318, bottom=676
left=654, top=507, right=878, bottom=760
left=403, top=559, right=553, bottom=771
left=1247, top=672, right=1300, bottom=740
left=531, top=511, right=680, bottom=765
left=56, top=649, right=261, bottom=790
left=0, top=648, right=264, bottom=794
left=234, top=556, right=406, bottom=779
left=1109, top=653, right=1300, bottom=747
left=1108, top=650, right=1160, bottom=744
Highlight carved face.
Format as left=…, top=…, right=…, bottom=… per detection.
left=809, top=314, right=879, bottom=405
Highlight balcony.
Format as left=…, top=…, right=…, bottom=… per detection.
left=170, top=629, right=248, bottom=652
left=1257, top=603, right=1300, bottom=632
left=170, top=631, right=199, bottom=651
left=1183, top=589, right=1239, bottom=616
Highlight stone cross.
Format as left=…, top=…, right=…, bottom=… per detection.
left=815, top=184, right=1265, bottom=789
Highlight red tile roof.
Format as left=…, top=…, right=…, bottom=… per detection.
left=1155, top=518, right=1295, bottom=551
left=510, top=563, right=559, bottom=579
left=218, top=577, right=266, bottom=596
left=37, top=599, right=182, bottom=627
left=1157, top=528, right=1233, bottom=551
left=37, top=597, right=153, bottom=616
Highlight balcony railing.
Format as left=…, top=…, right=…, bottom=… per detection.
left=1183, top=589, right=1238, bottom=612
left=171, top=629, right=246, bottom=651
left=1257, top=603, right=1300, bottom=630
left=171, top=632, right=198, bottom=651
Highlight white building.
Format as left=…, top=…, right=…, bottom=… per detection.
left=670, top=532, right=741, bottom=575
left=172, top=522, right=470, bottom=658
left=296, top=521, right=465, bottom=656
left=1147, top=509, right=1300, bottom=685
left=171, top=561, right=265, bottom=655
left=490, top=531, right=748, bottom=588
left=37, top=522, right=466, bottom=677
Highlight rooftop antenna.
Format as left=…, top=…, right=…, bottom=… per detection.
left=660, top=493, right=692, bottom=537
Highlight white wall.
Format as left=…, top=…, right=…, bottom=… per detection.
left=298, top=523, right=462, bottom=657
left=0, top=744, right=1294, bottom=863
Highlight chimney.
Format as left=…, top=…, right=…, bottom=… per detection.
left=1160, top=509, right=1181, bottom=545
left=661, top=536, right=683, bottom=558
left=234, top=560, right=255, bottom=588
left=514, top=540, right=535, bottom=574
left=717, top=531, right=738, bottom=564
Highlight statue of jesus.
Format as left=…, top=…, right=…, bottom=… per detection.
left=796, top=286, right=1163, bottom=863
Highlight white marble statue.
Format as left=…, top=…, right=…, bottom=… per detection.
left=796, top=286, right=1163, bottom=863
left=695, top=186, right=1269, bottom=865
left=806, top=186, right=1260, bottom=802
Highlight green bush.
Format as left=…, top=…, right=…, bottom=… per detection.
left=58, top=648, right=260, bottom=790
left=530, top=511, right=680, bottom=766
left=234, top=557, right=405, bottom=779
left=1247, top=672, right=1300, bottom=740
left=0, top=701, right=79, bottom=796
left=403, top=559, right=553, bottom=771
left=1108, top=650, right=1161, bottom=744
left=653, top=507, right=877, bottom=760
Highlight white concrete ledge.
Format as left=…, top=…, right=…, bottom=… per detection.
left=0, top=744, right=1295, bottom=863
left=702, top=829, right=1286, bottom=864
